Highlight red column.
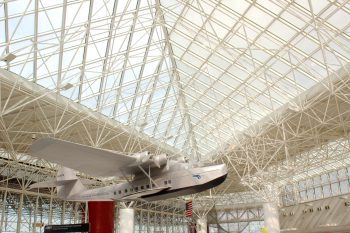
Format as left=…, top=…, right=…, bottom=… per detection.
left=82, top=207, right=85, bottom=223
left=88, top=201, right=115, bottom=233
left=189, top=223, right=197, bottom=233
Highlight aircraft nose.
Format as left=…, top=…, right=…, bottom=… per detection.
left=218, top=163, right=228, bottom=174
left=211, top=163, right=227, bottom=174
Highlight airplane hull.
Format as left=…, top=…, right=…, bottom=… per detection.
left=30, top=138, right=228, bottom=202
left=142, top=174, right=227, bottom=201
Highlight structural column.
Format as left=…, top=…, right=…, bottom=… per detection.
left=118, top=208, right=134, bottom=233
left=196, top=217, right=207, bottom=233
left=263, top=202, right=280, bottom=233
left=88, top=201, right=115, bottom=233
left=16, top=193, right=24, bottom=233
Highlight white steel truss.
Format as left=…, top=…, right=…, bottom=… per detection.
left=1, top=0, right=349, bottom=159
left=0, top=0, right=349, bottom=208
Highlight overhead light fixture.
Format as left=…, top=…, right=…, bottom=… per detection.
left=164, top=135, right=174, bottom=140
left=139, top=121, right=148, bottom=127
left=0, top=53, right=16, bottom=62
left=282, top=228, right=298, bottom=231
left=60, top=83, right=74, bottom=91
left=320, top=223, right=337, bottom=227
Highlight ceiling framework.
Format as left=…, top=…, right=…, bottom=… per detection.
left=160, top=0, right=350, bottom=158
left=215, top=64, right=350, bottom=194
left=0, top=0, right=349, bottom=159
left=0, top=69, right=182, bottom=159
left=0, top=0, right=196, bottom=157
left=0, top=0, right=349, bottom=205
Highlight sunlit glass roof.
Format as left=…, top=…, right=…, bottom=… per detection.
left=0, top=0, right=349, bottom=159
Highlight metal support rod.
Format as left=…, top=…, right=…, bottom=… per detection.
left=74, top=202, right=79, bottom=224
left=138, top=165, right=159, bottom=187
left=16, top=193, right=24, bottom=233
left=48, top=192, right=53, bottom=225
left=61, top=200, right=66, bottom=225
left=0, top=188, right=8, bottom=233
left=32, top=195, right=39, bottom=233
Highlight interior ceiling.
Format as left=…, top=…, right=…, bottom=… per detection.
left=0, top=0, right=349, bottom=164
left=218, top=65, right=350, bottom=186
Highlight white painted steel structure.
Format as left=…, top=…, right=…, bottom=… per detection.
left=0, top=0, right=349, bottom=232
left=119, top=208, right=135, bottom=233
left=0, top=0, right=349, bottom=159
left=196, top=217, right=207, bottom=233
left=263, top=202, right=280, bottom=233
left=207, top=206, right=264, bottom=232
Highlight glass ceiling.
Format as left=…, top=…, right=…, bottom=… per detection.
left=0, top=0, right=349, bottom=160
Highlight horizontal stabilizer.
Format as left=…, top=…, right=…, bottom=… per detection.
left=30, top=179, right=77, bottom=189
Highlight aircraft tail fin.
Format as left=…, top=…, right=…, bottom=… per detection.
left=30, top=167, right=86, bottom=200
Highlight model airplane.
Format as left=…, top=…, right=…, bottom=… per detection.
left=29, top=138, right=227, bottom=202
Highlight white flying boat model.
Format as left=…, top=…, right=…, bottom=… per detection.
left=30, top=138, right=227, bottom=202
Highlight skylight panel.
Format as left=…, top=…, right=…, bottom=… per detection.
left=7, top=0, right=33, bottom=16
left=38, top=8, right=63, bottom=33
left=207, top=21, right=229, bottom=40
left=280, top=11, right=307, bottom=30
left=66, top=1, right=89, bottom=26
left=212, top=7, right=237, bottom=28
left=268, top=19, right=297, bottom=42
left=222, top=0, right=250, bottom=15
left=328, top=8, right=350, bottom=30
left=245, top=5, right=274, bottom=28
left=0, top=21, right=4, bottom=44
left=227, top=64, right=250, bottom=81
left=0, top=0, right=348, bottom=159
left=8, top=14, right=34, bottom=40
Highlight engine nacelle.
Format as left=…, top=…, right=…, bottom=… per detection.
left=133, top=151, right=151, bottom=164
left=131, top=152, right=168, bottom=168
left=152, top=154, right=168, bottom=168
left=176, top=156, right=189, bottom=163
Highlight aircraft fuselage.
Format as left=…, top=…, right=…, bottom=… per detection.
left=68, top=163, right=227, bottom=201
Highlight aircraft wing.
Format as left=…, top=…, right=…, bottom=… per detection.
left=31, top=138, right=138, bottom=177
left=29, top=179, right=76, bottom=189
left=121, top=187, right=170, bottom=200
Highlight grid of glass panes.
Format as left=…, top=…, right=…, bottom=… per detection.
left=1, top=0, right=349, bottom=157
left=281, top=166, right=350, bottom=206
left=134, top=208, right=189, bottom=233
left=0, top=188, right=188, bottom=233
left=209, top=221, right=264, bottom=233
left=0, top=190, right=86, bottom=233
left=209, top=207, right=264, bottom=233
